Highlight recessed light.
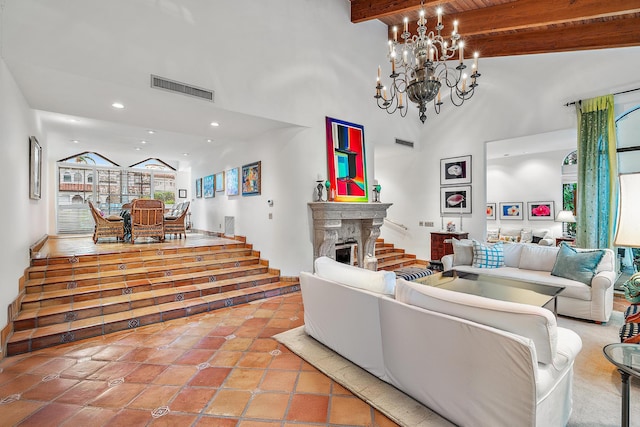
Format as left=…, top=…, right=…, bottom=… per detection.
left=147, top=130, right=155, bottom=134
left=135, top=147, right=141, bottom=151
left=183, top=153, right=189, bottom=156
left=71, top=140, right=79, bottom=143
left=207, top=139, right=213, bottom=143
left=112, top=102, right=125, bottom=109
left=210, top=122, right=220, bottom=127
left=140, top=140, right=147, bottom=144
left=67, top=118, right=79, bottom=123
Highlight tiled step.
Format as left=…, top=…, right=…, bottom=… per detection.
left=376, top=251, right=412, bottom=263
left=24, top=255, right=265, bottom=294
left=7, top=280, right=300, bottom=356
left=14, top=272, right=282, bottom=331
left=27, top=246, right=255, bottom=279
left=377, top=256, right=426, bottom=271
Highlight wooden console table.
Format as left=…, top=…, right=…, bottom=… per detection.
left=431, top=231, right=469, bottom=261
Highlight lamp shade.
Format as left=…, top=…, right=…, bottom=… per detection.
left=614, top=173, right=640, bottom=247
left=555, top=210, right=576, bottom=223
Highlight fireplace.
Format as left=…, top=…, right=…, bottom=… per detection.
left=309, top=202, right=392, bottom=270
left=335, top=241, right=356, bottom=265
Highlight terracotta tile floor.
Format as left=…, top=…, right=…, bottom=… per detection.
left=0, top=292, right=398, bottom=426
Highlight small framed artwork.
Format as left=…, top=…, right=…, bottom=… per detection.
left=226, top=167, right=239, bottom=196
left=215, top=171, right=225, bottom=193
left=440, top=155, right=471, bottom=186
left=499, top=202, right=524, bottom=220
left=178, top=189, right=187, bottom=199
left=29, top=136, right=42, bottom=200
left=440, top=185, right=471, bottom=214
left=527, top=201, right=554, bottom=221
left=486, top=203, right=496, bottom=220
left=203, top=174, right=215, bottom=198
left=242, top=161, right=261, bottom=196
left=195, top=178, right=202, bottom=198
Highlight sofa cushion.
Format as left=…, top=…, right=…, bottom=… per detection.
left=451, top=238, right=474, bottom=266
left=395, top=278, right=558, bottom=364
left=472, top=241, right=505, bottom=268
left=502, top=243, right=524, bottom=268
left=551, top=243, right=605, bottom=286
left=519, top=244, right=559, bottom=272
left=314, top=256, right=396, bottom=296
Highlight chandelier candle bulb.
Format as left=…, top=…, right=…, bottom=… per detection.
left=459, top=41, right=464, bottom=63
left=474, top=52, right=479, bottom=71
left=453, top=20, right=458, bottom=34
left=399, top=92, right=403, bottom=107
left=437, top=8, right=442, bottom=26
left=393, top=26, right=398, bottom=42
left=404, top=17, right=408, bottom=33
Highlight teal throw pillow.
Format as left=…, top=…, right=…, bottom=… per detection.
left=550, top=243, right=605, bottom=286
left=471, top=240, right=505, bottom=269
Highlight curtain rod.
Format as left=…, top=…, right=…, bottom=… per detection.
left=564, top=87, right=640, bottom=107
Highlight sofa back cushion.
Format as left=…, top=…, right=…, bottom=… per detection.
left=451, top=238, right=474, bottom=266
left=314, top=256, right=396, bottom=296
left=395, top=278, right=558, bottom=364
left=518, top=244, right=559, bottom=272
left=502, top=243, right=524, bottom=267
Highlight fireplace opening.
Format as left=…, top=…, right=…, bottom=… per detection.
left=335, top=240, right=357, bottom=265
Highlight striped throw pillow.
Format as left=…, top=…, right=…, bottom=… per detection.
left=472, top=240, right=505, bottom=269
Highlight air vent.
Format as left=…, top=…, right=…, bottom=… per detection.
left=395, top=138, right=414, bottom=148
left=150, top=75, right=214, bottom=102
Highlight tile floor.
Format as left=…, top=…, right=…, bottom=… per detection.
left=0, top=292, right=398, bottom=426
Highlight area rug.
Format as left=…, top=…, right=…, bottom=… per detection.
left=274, top=311, right=640, bottom=427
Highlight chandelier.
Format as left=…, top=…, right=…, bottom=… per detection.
left=374, top=3, right=481, bottom=123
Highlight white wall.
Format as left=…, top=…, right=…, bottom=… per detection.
left=0, top=57, right=48, bottom=331
left=377, top=47, right=640, bottom=260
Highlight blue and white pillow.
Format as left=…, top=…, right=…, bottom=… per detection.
left=472, top=240, right=505, bottom=269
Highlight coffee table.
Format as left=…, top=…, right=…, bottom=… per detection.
left=412, top=270, right=565, bottom=316
left=603, top=343, right=640, bottom=427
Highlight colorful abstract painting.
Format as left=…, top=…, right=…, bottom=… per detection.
left=325, top=117, right=368, bottom=202
left=203, top=174, right=214, bottom=198
left=527, top=201, right=554, bottom=221
left=226, top=168, right=239, bottom=196
left=195, top=178, right=202, bottom=198
left=242, top=161, right=261, bottom=196
left=215, top=171, right=225, bottom=192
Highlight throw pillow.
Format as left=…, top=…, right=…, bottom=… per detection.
left=451, top=238, right=474, bottom=266
left=486, top=229, right=499, bottom=242
left=520, top=230, right=533, bottom=243
left=471, top=240, right=505, bottom=269
left=550, top=243, right=605, bottom=286
left=532, top=235, right=542, bottom=244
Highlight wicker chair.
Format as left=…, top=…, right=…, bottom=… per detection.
left=164, top=201, right=190, bottom=239
left=130, top=199, right=165, bottom=243
left=88, top=201, right=125, bottom=243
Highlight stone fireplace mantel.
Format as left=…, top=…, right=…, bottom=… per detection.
left=308, top=202, right=392, bottom=270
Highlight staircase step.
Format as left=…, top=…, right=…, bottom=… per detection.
left=7, top=281, right=300, bottom=356
left=376, top=251, right=413, bottom=263
left=377, top=257, right=426, bottom=271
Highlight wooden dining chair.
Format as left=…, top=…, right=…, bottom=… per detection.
left=88, top=201, right=125, bottom=243
left=130, top=199, right=165, bottom=243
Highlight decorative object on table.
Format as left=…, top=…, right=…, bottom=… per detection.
left=215, top=171, right=225, bottom=193
left=622, top=273, right=640, bottom=304
left=486, top=203, right=496, bottom=220
left=325, top=117, right=368, bottom=202
left=195, top=178, right=202, bottom=198
left=440, top=155, right=471, bottom=185
left=446, top=221, right=456, bottom=232
left=527, top=201, right=554, bottom=221
left=178, top=189, right=187, bottom=199
left=499, top=202, right=523, bottom=220
left=203, top=174, right=214, bottom=198
left=29, top=136, right=42, bottom=200
left=372, top=181, right=381, bottom=202
left=373, top=3, right=481, bottom=124
left=556, top=210, right=577, bottom=236
left=324, top=180, right=331, bottom=201
left=242, top=161, right=261, bottom=196
left=440, top=185, right=471, bottom=214
left=226, top=167, right=239, bottom=196
left=315, top=180, right=325, bottom=202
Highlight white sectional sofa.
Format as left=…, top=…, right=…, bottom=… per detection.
left=300, top=256, right=582, bottom=427
left=442, top=241, right=616, bottom=322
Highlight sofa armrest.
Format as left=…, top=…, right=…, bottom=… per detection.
left=442, top=254, right=454, bottom=271
left=591, top=269, right=616, bottom=291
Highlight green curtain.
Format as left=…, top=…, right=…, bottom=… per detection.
left=575, top=95, right=618, bottom=249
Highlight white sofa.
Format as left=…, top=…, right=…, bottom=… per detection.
left=300, top=256, right=582, bottom=427
left=442, top=242, right=616, bottom=322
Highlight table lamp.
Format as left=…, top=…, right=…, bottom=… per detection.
left=614, top=173, right=640, bottom=302
left=555, top=210, right=576, bottom=237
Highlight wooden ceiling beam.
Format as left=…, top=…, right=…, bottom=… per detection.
left=465, top=15, right=640, bottom=58
left=351, top=0, right=436, bottom=23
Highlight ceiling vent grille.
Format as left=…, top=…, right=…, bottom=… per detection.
left=150, top=75, right=214, bottom=102
left=395, top=138, right=414, bottom=148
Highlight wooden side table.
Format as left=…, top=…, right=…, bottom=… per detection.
left=430, top=231, right=469, bottom=261
left=555, top=236, right=575, bottom=246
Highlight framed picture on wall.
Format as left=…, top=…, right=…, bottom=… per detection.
left=29, top=136, right=42, bottom=200
left=215, top=171, right=225, bottom=193
left=440, top=155, right=471, bottom=186
left=499, top=202, right=524, bottom=220
left=178, top=189, right=187, bottom=199
left=527, top=201, right=555, bottom=221
left=226, top=167, right=239, bottom=196
left=486, top=203, right=496, bottom=220
left=440, top=186, right=472, bottom=214
left=242, top=161, right=261, bottom=196
left=325, top=117, right=368, bottom=202
left=203, top=174, right=215, bottom=198
left=195, top=178, right=202, bottom=198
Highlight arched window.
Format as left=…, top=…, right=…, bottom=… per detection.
left=63, top=171, right=72, bottom=183
left=87, top=173, right=93, bottom=183
left=73, top=172, right=83, bottom=183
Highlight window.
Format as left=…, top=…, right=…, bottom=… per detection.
left=561, top=150, right=577, bottom=236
